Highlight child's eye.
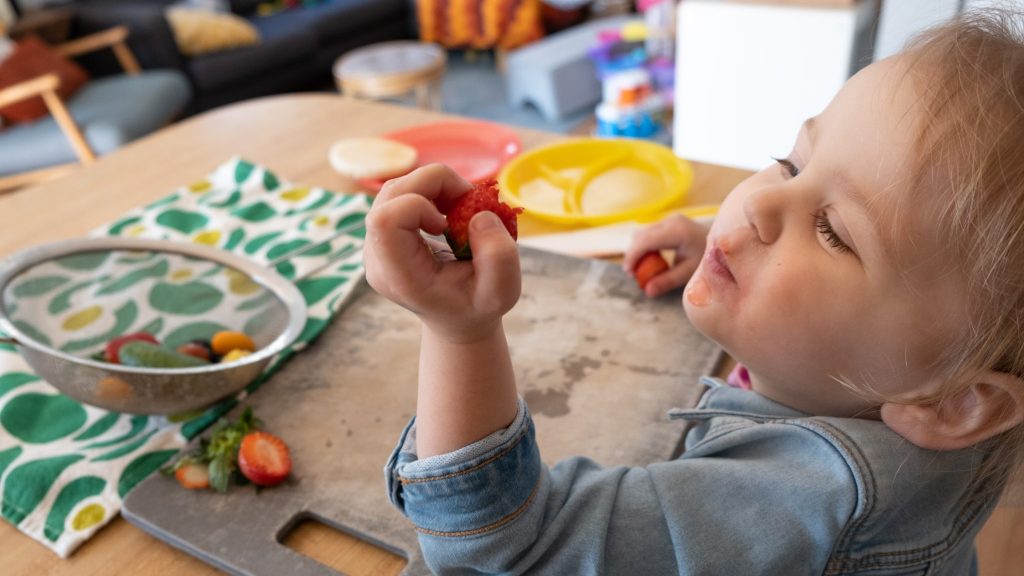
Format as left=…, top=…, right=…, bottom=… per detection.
left=813, top=211, right=853, bottom=255
left=773, top=157, right=800, bottom=178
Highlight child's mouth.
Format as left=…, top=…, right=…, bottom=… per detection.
left=687, top=242, right=737, bottom=307
left=705, top=246, right=736, bottom=284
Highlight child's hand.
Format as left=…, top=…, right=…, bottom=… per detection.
left=623, top=214, right=709, bottom=297
left=364, top=164, right=522, bottom=343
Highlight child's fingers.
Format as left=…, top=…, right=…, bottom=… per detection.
left=643, top=255, right=701, bottom=298
left=621, top=246, right=643, bottom=274
left=623, top=228, right=656, bottom=272
left=367, top=193, right=447, bottom=237
left=625, top=215, right=710, bottom=276
left=376, top=163, right=474, bottom=209
left=623, top=217, right=684, bottom=271
left=468, top=212, right=521, bottom=315
left=364, top=194, right=448, bottom=299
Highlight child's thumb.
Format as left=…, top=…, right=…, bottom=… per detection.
left=468, top=212, right=521, bottom=309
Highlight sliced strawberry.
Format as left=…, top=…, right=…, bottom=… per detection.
left=634, top=251, right=670, bottom=290
left=174, top=462, right=210, bottom=490
left=176, top=342, right=212, bottom=362
left=238, top=431, right=292, bottom=487
left=105, top=332, right=159, bottom=364
left=442, top=180, right=524, bottom=260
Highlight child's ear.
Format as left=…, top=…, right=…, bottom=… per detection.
left=881, top=371, right=1024, bottom=451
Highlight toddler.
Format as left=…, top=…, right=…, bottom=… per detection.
left=364, top=10, right=1024, bottom=575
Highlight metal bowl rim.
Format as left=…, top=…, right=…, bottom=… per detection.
left=0, top=237, right=308, bottom=375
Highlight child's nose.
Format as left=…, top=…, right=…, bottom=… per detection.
left=743, top=186, right=786, bottom=245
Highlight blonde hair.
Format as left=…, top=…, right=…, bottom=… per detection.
left=901, top=8, right=1024, bottom=493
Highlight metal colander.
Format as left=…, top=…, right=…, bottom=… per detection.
left=0, top=237, right=308, bottom=414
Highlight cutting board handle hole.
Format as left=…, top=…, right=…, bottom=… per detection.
left=280, top=513, right=408, bottom=574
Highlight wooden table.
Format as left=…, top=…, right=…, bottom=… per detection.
left=0, top=94, right=1018, bottom=575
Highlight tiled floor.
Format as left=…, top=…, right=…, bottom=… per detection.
left=376, top=50, right=594, bottom=134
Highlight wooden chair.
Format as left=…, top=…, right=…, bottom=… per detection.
left=0, top=25, right=185, bottom=193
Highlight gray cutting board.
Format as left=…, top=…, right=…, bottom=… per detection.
left=122, top=247, right=721, bottom=575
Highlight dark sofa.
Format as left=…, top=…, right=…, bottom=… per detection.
left=70, top=0, right=416, bottom=113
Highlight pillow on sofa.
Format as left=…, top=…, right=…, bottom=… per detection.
left=0, top=35, right=90, bottom=124
left=165, top=7, right=261, bottom=57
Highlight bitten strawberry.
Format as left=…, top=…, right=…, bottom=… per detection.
left=442, top=180, right=524, bottom=260
left=634, top=251, right=670, bottom=290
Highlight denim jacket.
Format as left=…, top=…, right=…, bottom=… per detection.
left=385, top=378, right=1001, bottom=575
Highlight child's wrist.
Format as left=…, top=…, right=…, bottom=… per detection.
left=421, top=318, right=504, bottom=346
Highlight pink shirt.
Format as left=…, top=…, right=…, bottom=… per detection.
left=726, top=364, right=752, bottom=390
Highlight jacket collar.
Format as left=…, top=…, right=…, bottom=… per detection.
left=668, top=377, right=808, bottom=422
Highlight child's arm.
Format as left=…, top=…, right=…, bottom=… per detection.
left=623, top=213, right=709, bottom=297
left=416, top=324, right=517, bottom=457
left=363, top=164, right=520, bottom=457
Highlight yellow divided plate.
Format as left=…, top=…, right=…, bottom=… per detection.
left=498, top=138, right=693, bottom=226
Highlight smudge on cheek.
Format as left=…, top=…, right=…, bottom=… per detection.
left=686, top=276, right=711, bottom=307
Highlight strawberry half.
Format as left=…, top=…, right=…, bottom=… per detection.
left=442, top=180, right=524, bottom=260
left=174, top=462, right=210, bottom=490
left=634, top=251, right=670, bottom=290
left=238, top=431, right=292, bottom=487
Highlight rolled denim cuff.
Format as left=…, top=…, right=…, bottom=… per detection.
left=384, top=398, right=540, bottom=536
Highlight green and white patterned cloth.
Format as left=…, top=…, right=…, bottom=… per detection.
left=0, top=157, right=370, bottom=557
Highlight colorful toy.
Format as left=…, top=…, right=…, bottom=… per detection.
left=595, top=68, right=665, bottom=139
left=586, top=11, right=676, bottom=141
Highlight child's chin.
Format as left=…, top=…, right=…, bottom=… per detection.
left=682, top=298, right=715, bottom=339
left=684, top=299, right=741, bottom=360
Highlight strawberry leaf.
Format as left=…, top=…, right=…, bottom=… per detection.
left=208, top=453, right=234, bottom=493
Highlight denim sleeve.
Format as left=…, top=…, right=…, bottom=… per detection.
left=385, top=401, right=858, bottom=574
left=384, top=398, right=538, bottom=537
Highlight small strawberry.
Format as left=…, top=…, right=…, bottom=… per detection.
left=177, top=341, right=212, bottom=362
left=634, top=251, right=670, bottom=290
left=442, top=180, right=524, bottom=260
left=238, top=431, right=292, bottom=487
left=174, top=461, right=210, bottom=490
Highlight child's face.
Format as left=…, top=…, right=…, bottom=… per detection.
left=684, top=57, right=969, bottom=417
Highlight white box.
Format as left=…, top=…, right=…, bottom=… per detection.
left=673, top=0, right=877, bottom=171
